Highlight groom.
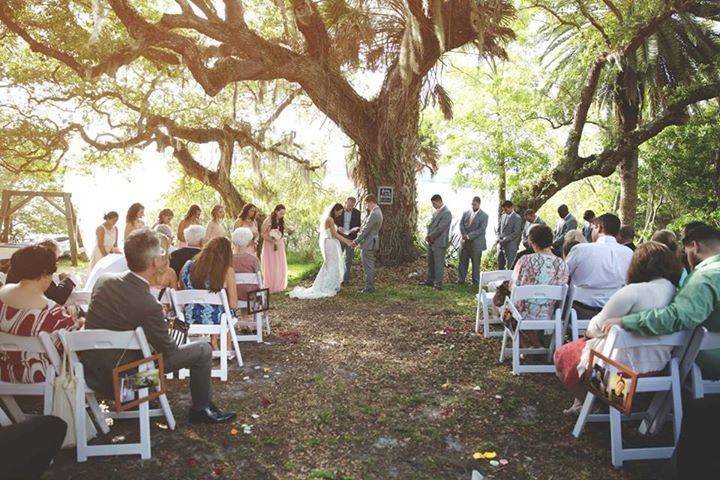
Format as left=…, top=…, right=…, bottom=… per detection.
left=351, top=194, right=383, bottom=293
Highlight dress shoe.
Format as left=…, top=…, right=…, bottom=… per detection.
left=418, top=282, right=433, bottom=287
left=359, top=288, right=375, bottom=293
left=189, top=405, right=237, bottom=424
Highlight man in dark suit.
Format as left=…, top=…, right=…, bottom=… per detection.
left=81, top=228, right=236, bottom=424
left=169, top=224, right=206, bottom=277
left=5, top=239, right=75, bottom=305
left=335, top=196, right=362, bottom=284
left=458, top=196, right=488, bottom=285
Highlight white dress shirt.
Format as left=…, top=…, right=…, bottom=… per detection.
left=343, top=210, right=352, bottom=232
left=565, top=235, right=634, bottom=306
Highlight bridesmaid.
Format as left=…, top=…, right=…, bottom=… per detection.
left=177, top=204, right=202, bottom=247
left=153, top=208, right=175, bottom=245
left=234, top=203, right=260, bottom=256
left=90, top=211, right=120, bottom=268
left=261, top=204, right=288, bottom=293
left=205, top=205, right=227, bottom=242
left=123, top=203, right=145, bottom=241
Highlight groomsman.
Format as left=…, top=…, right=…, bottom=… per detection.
left=582, top=210, right=596, bottom=242
left=422, top=194, right=452, bottom=290
left=335, top=196, right=362, bottom=284
left=512, top=208, right=545, bottom=267
left=458, top=196, right=488, bottom=285
left=552, top=204, right=578, bottom=255
left=496, top=200, right=522, bottom=270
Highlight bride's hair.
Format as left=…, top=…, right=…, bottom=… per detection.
left=328, top=203, right=344, bottom=219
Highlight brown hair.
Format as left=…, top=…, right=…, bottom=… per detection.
left=270, top=204, right=285, bottom=234
left=365, top=194, right=377, bottom=204
left=126, top=202, right=144, bottom=224
left=239, top=203, right=257, bottom=221
left=210, top=205, right=224, bottom=221
left=183, top=204, right=201, bottom=222
left=651, top=230, right=679, bottom=253
left=626, top=241, right=683, bottom=286
left=190, top=237, right=232, bottom=292
left=9, top=246, right=57, bottom=281
left=528, top=224, right=554, bottom=249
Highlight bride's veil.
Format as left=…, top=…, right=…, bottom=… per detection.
left=318, top=207, right=331, bottom=261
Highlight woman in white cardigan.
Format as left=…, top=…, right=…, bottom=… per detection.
left=554, top=240, right=684, bottom=415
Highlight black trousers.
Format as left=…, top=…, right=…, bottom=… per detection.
left=0, top=415, right=67, bottom=480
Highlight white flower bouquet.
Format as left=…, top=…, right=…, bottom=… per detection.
left=269, top=229, right=282, bottom=250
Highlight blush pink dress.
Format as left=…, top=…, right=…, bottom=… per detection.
left=261, top=219, right=288, bottom=293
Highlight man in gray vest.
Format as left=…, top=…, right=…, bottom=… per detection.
left=352, top=194, right=384, bottom=293
left=458, top=196, right=488, bottom=285
left=497, top=200, right=522, bottom=269
left=422, top=194, right=452, bottom=290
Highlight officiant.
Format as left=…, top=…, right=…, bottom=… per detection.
left=335, top=196, right=362, bottom=284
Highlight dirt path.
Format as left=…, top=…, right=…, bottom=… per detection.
left=47, top=267, right=669, bottom=479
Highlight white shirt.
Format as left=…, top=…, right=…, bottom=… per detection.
left=565, top=235, right=634, bottom=306
left=343, top=210, right=352, bottom=231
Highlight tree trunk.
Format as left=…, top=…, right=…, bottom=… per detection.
left=617, top=150, right=639, bottom=224
left=615, top=64, right=640, bottom=225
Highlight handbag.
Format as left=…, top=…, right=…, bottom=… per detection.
left=52, top=349, right=98, bottom=448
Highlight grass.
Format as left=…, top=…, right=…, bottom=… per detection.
left=287, top=259, right=321, bottom=285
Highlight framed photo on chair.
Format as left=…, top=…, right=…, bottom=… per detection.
left=112, top=354, right=166, bottom=412
left=584, top=349, right=639, bottom=416
left=246, top=288, right=270, bottom=315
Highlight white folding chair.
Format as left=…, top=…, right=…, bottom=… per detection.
left=0, top=271, right=6, bottom=286
left=573, top=325, right=706, bottom=468
left=564, top=286, right=619, bottom=341
left=235, top=272, right=269, bottom=342
left=67, top=290, right=92, bottom=309
left=475, top=270, right=513, bottom=337
left=0, top=331, right=59, bottom=423
left=170, top=289, right=243, bottom=381
left=689, top=330, right=720, bottom=398
left=59, top=327, right=176, bottom=462
left=149, top=287, right=172, bottom=305
left=499, top=284, right=568, bottom=374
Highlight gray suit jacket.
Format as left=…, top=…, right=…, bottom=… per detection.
left=427, top=205, right=452, bottom=249
left=554, top=213, right=578, bottom=245
left=498, top=211, right=522, bottom=251
left=356, top=206, right=383, bottom=251
left=459, top=209, right=489, bottom=251
left=521, top=215, right=546, bottom=247
left=80, top=271, right=177, bottom=395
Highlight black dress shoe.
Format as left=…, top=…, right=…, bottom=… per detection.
left=418, top=282, right=433, bottom=287
left=188, top=406, right=237, bottom=424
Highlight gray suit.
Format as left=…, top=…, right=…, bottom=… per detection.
left=553, top=213, right=579, bottom=248
left=355, top=206, right=383, bottom=291
left=426, top=205, right=452, bottom=287
left=458, top=208, right=489, bottom=284
left=497, top=211, right=522, bottom=269
left=80, top=271, right=213, bottom=410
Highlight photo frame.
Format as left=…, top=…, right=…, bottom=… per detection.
left=583, top=349, right=639, bottom=416
left=112, top=354, right=166, bottom=413
left=246, top=288, right=270, bottom=315
left=377, top=186, right=394, bottom=205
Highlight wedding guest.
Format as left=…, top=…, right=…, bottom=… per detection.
left=153, top=208, right=175, bottom=244
left=512, top=208, right=545, bottom=268
left=170, top=225, right=206, bottom=278
left=231, top=227, right=260, bottom=301
left=458, top=196, right=489, bottom=285
left=177, top=205, right=202, bottom=247
left=261, top=205, right=288, bottom=293
left=6, top=240, right=76, bottom=306
left=81, top=229, right=236, bottom=424
left=512, top=224, right=569, bottom=345
left=179, top=237, right=239, bottom=325
left=652, top=229, right=688, bottom=285
left=496, top=200, right=522, bottom=270
left=552, top=204, right=578, bottom=255
left=680, top=221, right=708, bottom=272
left=602, top=224, right=720, bottom=379
left=205, top=205, right=227, bottom=243
left=234, top=204, right=260, bottom=256
left=618, top=225, right=636, bottom=251
left=422, top=194, right=452, bottom=290
left=335, top=197, right=361, bottom=284
left=0, top=246, right=79, bottom=383
left=148, top=234, right=177, bottom=291
left=90, top=211, right=120, bottom=268
left=123, top=202, right=145, bottom=241
left=554, top=241, right=682, bottom=414
left=562, top=230, right=587, bottom=259
left=0, top=415, right=67, bottom=480
left=565, top=213, right=633, bottom=318
left=582, top=210, right=596, bottom=242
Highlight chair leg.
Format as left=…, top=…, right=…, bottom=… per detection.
left=499, top=330, right=508, bottom=363
left=264, top=311, right=270, bottom=335
left=671, top=365, right=683, bottom=445
left=228, top=321, right=243, bottom=368
left=220, top=323, right=228, bottom=382
left=255, top=313, right=263, bottom=343
left=138, top=388, right=151, bottom=459
left=76, top=378, right=88, bottom=462
left=158, top=393, right=176, bottom=430
left=87, top=392, right=110, bottom=434
left=482, top=301, right=490, bottom=337
left=512, top=332, right=520, bottom=375
left=475, top=298, right=482, bottom=334
left=609, top=406, right=624, bottom=468
left=0, top=395, right=25, bottom=423
left=0, top=405, right=12, bottom=426
left=572, top=393, right=596, bottom=438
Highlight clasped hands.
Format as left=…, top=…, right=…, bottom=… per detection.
left=600, top=317, right=623, bottom=334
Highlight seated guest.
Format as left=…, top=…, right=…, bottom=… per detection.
left=231, top=227, right=260, bottom=302
left=6, top=239, right=76, bottom=305
left=565, top=213, right=633, bottom=318
left=0, top=415, right=67, bottom=480
left=153, top=208, right=175, bottom=245
left=602, top=224, right=720, bottom=379
left=149, top=234, right=177, bottom=292
left=0, top=246, right=79, bottom=383
left=555, top=241, right=682, bottom=414
left=552, top=204, right=577, bottom=256
left=80, top=228, right=236, bottom=424
left=562, top=230, right=587, bottom=259
left=179, top=236, right=239, bottom=325
left=582, top=210, right=595, bottom=242
left=170, top=225, right=206, bottom=278
left=652, top=229, right=688, bottom=285
left=512, top=209, right=545, bottom=268
left=618, top=225, right=636, bottom=251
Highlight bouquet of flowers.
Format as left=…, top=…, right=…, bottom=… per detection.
left=269, top=229, right=282, bottom=251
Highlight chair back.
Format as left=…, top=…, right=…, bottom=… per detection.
left=568, top=286, right=618, bottom=312
left=67, top=290, right=92, bottom=307
left=0, top=331, right=61, bottom=369
left=602, top=325, right=690, bottom=357
left=0, top=272, right=6, bottom=286
left=478, top=270, right=513, bottom=288
left=235, top=273, right=261, bottom=286
left=699, top=330, right=720, bottom=350
left=59, top=327, right=152, bottom=365
left=149, top=287, right=171, bottom=305
left=169, top=289, right=232, bottom=323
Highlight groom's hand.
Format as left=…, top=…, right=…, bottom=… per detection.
left=350, top=241, right=358, bottom=248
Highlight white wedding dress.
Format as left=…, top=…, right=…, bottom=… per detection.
left=289, top=226, right=345, bottom=299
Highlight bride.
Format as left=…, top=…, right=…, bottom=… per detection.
left=289, top=203, right=353, bottom=299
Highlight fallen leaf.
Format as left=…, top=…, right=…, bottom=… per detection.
left=230, top=428, right=239, bottom=435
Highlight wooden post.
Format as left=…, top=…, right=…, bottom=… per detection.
left=62, top=193, right=79, bottom=266
left=0, top=190, right=10, bottom=243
